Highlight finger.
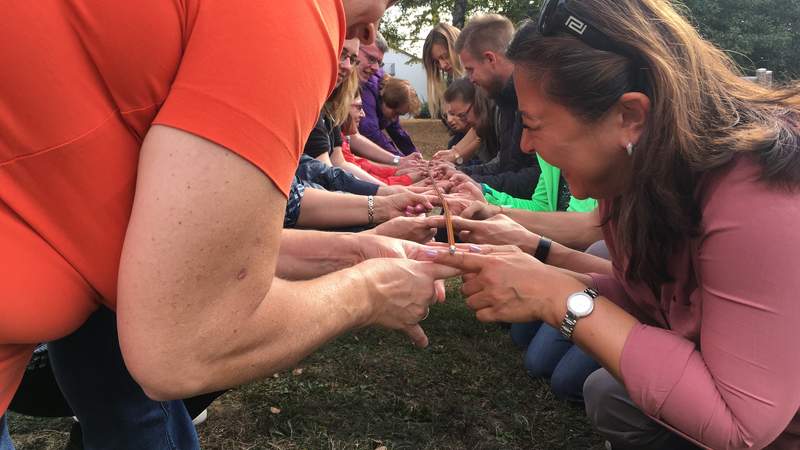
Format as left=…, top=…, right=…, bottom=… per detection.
left=462, top=272, right=478, bottom=283
left=413, top=260, right=463, bottom=280
left=424, top=215, right=446, bottom=228
left=449, top=215, right=480, bottom=231
left=434, top=279, right=446, bottom=303
left=460, top=203, right=482, bottom=219
left=474, top=307, right=498, bottom=324
left=404, top=325, right=429, bottom=348
left=416, top=249, right=490, bottom=272
left=465, top=292, right=495, bottom=311
left=461, top=278, right=483, bottom=297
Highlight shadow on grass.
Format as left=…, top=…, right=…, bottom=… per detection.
left=8, top=270, right=604, bottom=450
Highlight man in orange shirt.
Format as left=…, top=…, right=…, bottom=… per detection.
left=0, top=1, right=460, bottom=448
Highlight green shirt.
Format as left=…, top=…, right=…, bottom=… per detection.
left=482, top=154, right=597, bottom=213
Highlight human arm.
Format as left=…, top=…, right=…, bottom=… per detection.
left=385, top=119, right=418, bottom=156
left=468, top=166, right=540, bottom=200
left=296, top=188, right=431, bottom=229
left=428, top=215, right=612, bottom=275
left=118, top=126, right=457, bottom=401
left=462, top=206, right=604, bottom=251
left=331, top=146, right=386, bottom=184
left=349, top=132, right=402, bottom=165
left=433, top=128, right=481, bottom=163
left=277, top=229, right=437, bottom=280
left=358, top=80, right=401, bottom=155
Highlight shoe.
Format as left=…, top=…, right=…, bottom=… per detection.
left=192, top=408, right=208, bottom=426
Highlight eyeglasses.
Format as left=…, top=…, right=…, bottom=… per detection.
left=447, top=102, right=473, bottom=121
left=340, top=51, right=359, bottom=66
left=364, top=53, right=385, bottom=68
left=538, top=0, right=648, bottom=93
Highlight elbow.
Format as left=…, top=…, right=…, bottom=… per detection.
left=118, top=324, right=210, bottom=402
left=122, top=343, right=207, bottom=402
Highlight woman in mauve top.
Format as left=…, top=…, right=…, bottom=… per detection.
left=428, top=0, right=800, bottom=448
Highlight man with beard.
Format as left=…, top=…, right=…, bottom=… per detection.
left=454, top=14, right=540, bottom=199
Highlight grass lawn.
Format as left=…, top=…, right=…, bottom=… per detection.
left=8, top=121, right=605, bottom=449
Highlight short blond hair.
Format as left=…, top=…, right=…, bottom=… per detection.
left=455, top=14, right=514, bottom=59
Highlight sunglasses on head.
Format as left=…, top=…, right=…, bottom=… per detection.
left=538, top=0, right=649, bottom=93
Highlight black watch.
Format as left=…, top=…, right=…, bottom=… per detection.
left=534, top=237, right=552, bottom=262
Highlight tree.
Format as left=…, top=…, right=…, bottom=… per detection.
left=680, top=0, right=800, bottom=80
left=382, top=0, right=799, bottom=80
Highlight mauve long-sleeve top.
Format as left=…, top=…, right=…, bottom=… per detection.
left=590, top=156, right=800, bottom=449
left=357, top=70, right=418, bottom=156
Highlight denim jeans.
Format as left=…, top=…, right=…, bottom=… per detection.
left=511, top=322, right=600, bottom=402
left=0, top=415, right=12, bottom=450
left=46, top=307, right=200, bottom=450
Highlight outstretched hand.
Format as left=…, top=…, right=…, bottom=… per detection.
left=356, top=258, right=462, bottom=347
left=414, top=246, right=585, bottom=324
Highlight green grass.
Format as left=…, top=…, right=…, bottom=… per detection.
left=8, top=280, right=604, bottom=450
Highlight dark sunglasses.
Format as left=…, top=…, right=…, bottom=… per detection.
left=538, top=0, right=648, bottom=93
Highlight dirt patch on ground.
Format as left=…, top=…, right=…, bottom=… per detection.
left=400, top=119, right=451, bottom=158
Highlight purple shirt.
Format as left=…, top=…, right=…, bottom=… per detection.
left=591, top=156, right=800, bottom=449
left=358, top=70, right=418, bottom=156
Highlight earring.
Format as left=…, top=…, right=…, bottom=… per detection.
left=626, top=142, right=634, bottom=156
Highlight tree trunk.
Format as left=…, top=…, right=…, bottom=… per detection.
left=452, top=0, right=467, bottom=29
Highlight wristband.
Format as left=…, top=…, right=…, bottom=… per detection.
left=367, top=195, right=375, bottom=224
left=534, top=237, right=552, bottom=262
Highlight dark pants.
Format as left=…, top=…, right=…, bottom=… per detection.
left=4, top=307, right=201, bottom=450
left=584, top=369, right=700, bottom=450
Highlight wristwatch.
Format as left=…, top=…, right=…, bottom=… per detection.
left=559, top=288, right=599, bottom=340
left=454, top=151, right=464, bottom=165
left=392, top=156, right=400, bottom=166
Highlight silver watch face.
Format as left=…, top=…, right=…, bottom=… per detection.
left=567, top=293, right=594, bottom=317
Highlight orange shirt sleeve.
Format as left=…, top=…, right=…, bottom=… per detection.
left=153, top=0, right=345, bottom=197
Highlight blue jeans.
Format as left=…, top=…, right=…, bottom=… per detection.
left=45, top=307, right=200, bottom=450
left=511, top=322, right=600, bottom=402
left=0, top=415, right=12, bottom=450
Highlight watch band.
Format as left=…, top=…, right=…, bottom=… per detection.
left=533, top=237, right=552, bottom=262
left=559, top=288, right=599, bottom=340
left=367, top=195, right=375, bottom=224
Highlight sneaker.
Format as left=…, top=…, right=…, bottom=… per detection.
left=191, top=408, right=208, bottom=426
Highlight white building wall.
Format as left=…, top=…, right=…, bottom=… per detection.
left=382, top=49, right=428, bottom=104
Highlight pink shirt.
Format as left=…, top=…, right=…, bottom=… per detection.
left=591, top=156, right=800, bottom=449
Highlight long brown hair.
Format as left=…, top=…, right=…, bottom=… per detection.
left=423, top=23, right=464, bottom=118
left=507, top=0, right=800, bottom=290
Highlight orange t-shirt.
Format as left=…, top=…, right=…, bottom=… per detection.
left=0, top=0, right=344, bottom=414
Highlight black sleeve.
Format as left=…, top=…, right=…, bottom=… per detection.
left=470, top=165, right=541, bottom=200
left=303, top=114, right=331, bottom=158
left=332, top=125, right=343, bottom=148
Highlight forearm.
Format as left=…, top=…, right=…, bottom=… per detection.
left=137, top=267, right=372, bottom=399
left=343, top=161, right=386, bottom=185
left=297, top=189, right=372, bottom=228
left=453, top=128, right=480, bottom=160
left=541, top=273, right=639, bottom=382
left=546, top=241, right=613, bottom=275
left=350, top=133, right=398, bottom=165
left=278, top=229, right=361, bottom=279
left=507, top=210, right=602, bottom=251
